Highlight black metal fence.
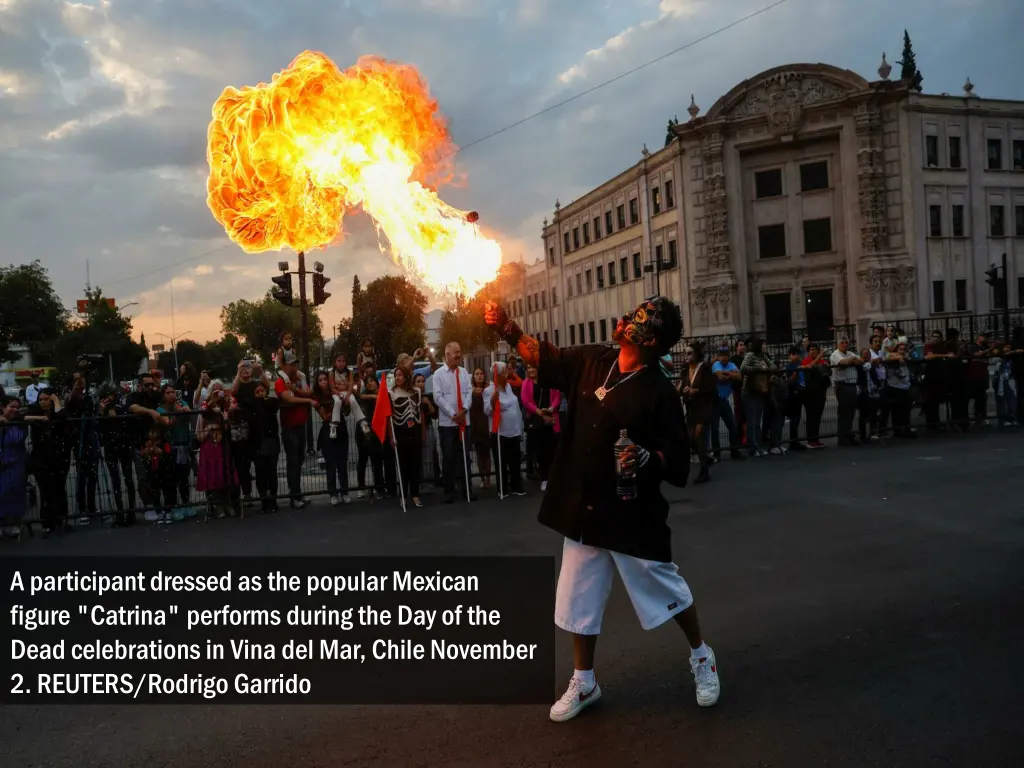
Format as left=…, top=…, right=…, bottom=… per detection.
left=871, top=310, right=1024, bottom=346
left=0, top=352, right=1020, bottom=535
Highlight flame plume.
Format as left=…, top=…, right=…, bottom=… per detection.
left=206, top=51, right=501, bottom=296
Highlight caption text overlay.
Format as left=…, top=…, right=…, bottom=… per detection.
left=2, top=557, right=555, bottom=705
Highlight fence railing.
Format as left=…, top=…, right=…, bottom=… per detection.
left=1, top=351, right=1020, bottom=533
left=871, top=311, right=1024, bottom=347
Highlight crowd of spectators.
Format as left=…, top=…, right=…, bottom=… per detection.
left=1, top=322, right=1020, bottom=539
left=673, top=323, right=1024, bottom=484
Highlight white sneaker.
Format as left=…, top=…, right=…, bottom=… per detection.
left=341, top=495, right=351, bottom=504
left=549, top=677, right=601, bottom=723
left=330, top=423, right=338, bottom=439
left=145, top=510, right=159, bottom=522
left=691, top=646, right=720, bottom=707
left=540, top=481, right=548, bottom=492
left=330, top=495, right=340, bottom=506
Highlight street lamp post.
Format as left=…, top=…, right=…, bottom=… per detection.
left=154, top=331, right=192, bottom=373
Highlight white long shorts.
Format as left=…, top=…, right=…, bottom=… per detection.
left=554, top=537, right=694, bottom=635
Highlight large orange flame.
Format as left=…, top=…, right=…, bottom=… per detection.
left=206, top=51, right=501, bottom=296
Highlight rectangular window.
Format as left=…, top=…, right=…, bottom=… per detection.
left=619, top=257, right=628, bottom=283
left=655, top=243, right=664, bottom=265
left=593, top=217, right=601, bottom=239
left=608, top=261, right=616, bottom=286
left=629, top=198, right=639, bottom=225
left=651, top=186, right=661, bottom=214
left=552, top=287, right=558, bottom=306
left=955, top=279, right=968, bottom=312
left=605, top=210, right=614, bottom=233
left=563, top=232, right=570, bottom=252
left=533, top=293, right=538, bottom=312
left=548, top=246, right=555, bottom=265
left=758, top=223, right=787, bottom=259
left=596, top=265, right=604, bottom=289
left=585, top=269, right=592, bottom=292
left=1016, top=205, right=1024, bottom=236
left=588, top=321, right=595, bottom=343
left=569, top=325, right=576, bottom=345
left=933, top=280, right=945, bottom=313
left=599, top=318, right=607, bottom=342
left=541, top=291, right=547, bottom=309
left=988, top=138, right=1002, bottom=170
left=1014, top=140, right=1024, bottom=170
left=566, top=277, right=573, bottom=298
left=578, top=323, right=584, bottom=345
left=665, top=179, right=675, bottom=208
left=990, top=205, right=1005, bottom=237
left=925, top=135, right=939, bottom=167
left=573, top=227, right=580, bottom=249
left=803, top=218, right=832, bottom=253
left=616, top=205, right=626, bottom=229
left=667, top=240, right=678, bottom=268
left=527, top=295, right=532, bottom=312
left=929, top=205, right=942, bottom=237
left=632, top=252, right=641, bottom=278
left=949, top=136, right=962, bottom=169
left=755, top=168, right=783, bottom=198
left=952, top=205, right=965, bottom=237
left=800, top=161, right=829, bottom=192
left=554, top=329, right=559, bottom=346
left=576, top=273, right=582, bottom=294
left=582, top=222, right=590, bottom=245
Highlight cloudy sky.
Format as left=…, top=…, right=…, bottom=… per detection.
left=2, top=0, right=1021, bottom=344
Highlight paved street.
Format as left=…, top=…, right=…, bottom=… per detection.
left=4, top=429, right=1023, bottom=767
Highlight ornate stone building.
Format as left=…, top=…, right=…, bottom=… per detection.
left=540, top=60, right=1024, bottom=345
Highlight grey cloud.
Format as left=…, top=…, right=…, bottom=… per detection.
left=61, top=107, right=208, bottom=172
left=47, top=43, right=92, bottom=80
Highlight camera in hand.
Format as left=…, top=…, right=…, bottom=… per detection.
left=76, top=353, right=105, bottom=373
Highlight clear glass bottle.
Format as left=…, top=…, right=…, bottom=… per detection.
left=614, top=429, right=637, bottom=501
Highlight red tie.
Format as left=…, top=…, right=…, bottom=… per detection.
left=454, top=368, right=464, bottom=437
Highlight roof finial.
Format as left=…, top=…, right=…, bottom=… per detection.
left=687, top=94, right=700, bottom=119
left=963, top=77, right=974, bottom=96
left=878, top=52, right=891, bottom=81
left=642, top=144, right=650, bottom=158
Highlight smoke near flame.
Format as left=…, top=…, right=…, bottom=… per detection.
left=206, top=51, right=501, bottom=296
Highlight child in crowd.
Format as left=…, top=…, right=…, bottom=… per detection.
left=356, top=337, right=376, bottom=372
left=275, top=332, right=295, bottom=375
left=196, top=387, right=239, bottom=518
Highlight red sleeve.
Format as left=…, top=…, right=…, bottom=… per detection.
left=274, top=378, right=286, bottom=397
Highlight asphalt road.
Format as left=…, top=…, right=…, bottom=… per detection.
left=4, top=429, right=1023, bottom=767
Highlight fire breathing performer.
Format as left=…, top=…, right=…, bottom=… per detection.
left=485, top=296, right=721, bottom=722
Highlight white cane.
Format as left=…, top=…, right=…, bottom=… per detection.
left=389, top=419, right=406, bottom=514
left=460, top=426, right=471, bottom=502
left=496, top=424, right=504, bottom=500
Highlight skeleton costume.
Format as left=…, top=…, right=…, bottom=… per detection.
left=492, top=295, right=720, bottom=722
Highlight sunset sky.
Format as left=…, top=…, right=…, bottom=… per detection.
left=2, top=0, right=1021, bottom=343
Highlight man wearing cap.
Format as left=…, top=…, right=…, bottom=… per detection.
left=274, top=350, right=318, bottom=508
left=485, top=295, right=720, bottom=723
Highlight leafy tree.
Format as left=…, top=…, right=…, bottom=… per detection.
left=0, top=260, right=69, bottom=364
left=220, top=291, right=323, bottom=367
left=898, top=30, right=923, bottom=91
left=53, top=288, right=146, bottom=385
left=439, top=293, right=497, bottom=353
left=351, top=276, right=427, bottom=365
left=156, top=339, right=207, bottom=378
left=665, top=116, right=679, bottom=147
left=203, top=334, right=247, bottom=379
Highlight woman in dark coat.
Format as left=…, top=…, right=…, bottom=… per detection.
left=681, top=341, right=717, bottom=484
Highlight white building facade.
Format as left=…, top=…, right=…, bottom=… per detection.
left=538, top=61, right=1024, bottom=346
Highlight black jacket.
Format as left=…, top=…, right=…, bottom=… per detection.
left=536, top=344, right=689, bottom=562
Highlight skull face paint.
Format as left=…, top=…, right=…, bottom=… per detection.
left=620, top=296, right=664, bottom=347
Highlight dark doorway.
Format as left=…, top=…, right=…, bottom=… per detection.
left=763, top=292, right=792, bottom=345
left=804, top=288, right=835, bottom=342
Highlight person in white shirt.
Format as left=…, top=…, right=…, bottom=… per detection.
left=431, top=341, right=476, bottom=503
left=829, top=337, right=863, bottom=445
left=483, top=362, right=526, bottom=497
left=24, top=374, right=42, bottom=405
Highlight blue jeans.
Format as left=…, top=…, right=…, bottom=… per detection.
left=708, top=397, right=740, bottom=454
left=742, top=392, right=766, bottom=452
left=319, top=423, right=349, bottom=496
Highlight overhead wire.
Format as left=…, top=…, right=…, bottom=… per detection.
left=100, top=0, right=790, bottom=290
